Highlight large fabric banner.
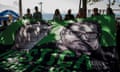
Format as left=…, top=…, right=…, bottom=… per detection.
left=0, top=15, right=117, bottom=72
left=0, top=15, right=116, bottom=46
left=37, top=15, right=116, bottom=47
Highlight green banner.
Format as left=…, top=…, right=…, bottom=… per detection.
left=0, top=20, right=23, bottom=45
left=37, top=15, right=116, bottom=47
left=0, top=15, right=116, bottom=47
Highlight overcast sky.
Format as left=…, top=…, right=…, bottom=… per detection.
left=0, top=0, right=120, bottom=14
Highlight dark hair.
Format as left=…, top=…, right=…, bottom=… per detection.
left=68, top=9, right=71, bottom=14
left=93, top=8, right=98, bottom=12
left=107, top=7, right=114, bottom=15
left=55, top=9, right=60, bottom=15
left=35, top=6, right=38, bottom=10
left=27, top=8, right=30, bottom=13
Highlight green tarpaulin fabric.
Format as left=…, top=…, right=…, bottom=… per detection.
left=36, top=20, right=75, bottom=46
left=82, top=15, right=116, bottom=47
left=98, top=15, right=116, bottom=47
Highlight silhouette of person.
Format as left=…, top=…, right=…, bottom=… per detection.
left=33, top=6, right=42, bottom=21
left=24, top=8, right=32, bottom=19
left=91, top=8, right=101, bottom=17
left=2, top=20, right=8, bottom=27
left=64, top=9, right=75, bottom=20
left=76, top=8, right=86, bottom=18
left=0, top=20, right=8, bottom=31
left=106, top=7, right=115, bottom=16
left=53, top=9, right=62, bottom=21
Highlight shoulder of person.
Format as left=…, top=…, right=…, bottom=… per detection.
left=38, top=12, right=41, bottom=14
left=65, top=14, right=69, bottom=16
left=30, top=14, right=32, bottom=16
left=72, top=14, right=74, bottom=16
left=33, top=12, right=36, bottom=15
left=24, top=14, right=27, bottom=16
left=91, top=14, right=94, bottom=16
left=98, top=13, right=101, bottom=15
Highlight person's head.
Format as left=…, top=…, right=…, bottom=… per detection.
left=55, top=9, right=60, bottom=15
left=35, top=6, right=39, bottom=12
left=106, top=7, right=114, bottom=15
left=27, top=8, right=31, bottom=14
left=68, top=9, right=71, bottom=14
left=93, top=8, right=99, bottom=14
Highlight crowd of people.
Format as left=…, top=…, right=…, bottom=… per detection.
left=0, top=6, right=115, bottom=28
left=23, top=6, right=115, bottom=22
left=24, top=6, right=42, bottom=22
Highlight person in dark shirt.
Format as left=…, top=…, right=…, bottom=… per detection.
left=64, top=9, right=75, bottom=20
left=91, top=8, right=101, bottom=17
left=24, top=8, right=32, bottom=19
left=33, top=6, right=42, bottom=21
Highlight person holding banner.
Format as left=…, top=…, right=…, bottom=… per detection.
left=24, top=8, right=32, bottom=19
left=53, top=9, right=62, bottom=21
left=33, top=6, right=42, bottom=22
left=91, top=8, right=101, bottom=17
left=106, top=7, right=115, bottom=16
left=64, top=9, right=75, bottom=20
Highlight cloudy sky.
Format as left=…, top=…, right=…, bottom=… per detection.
left=0, top=0, right=120, bottom=14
